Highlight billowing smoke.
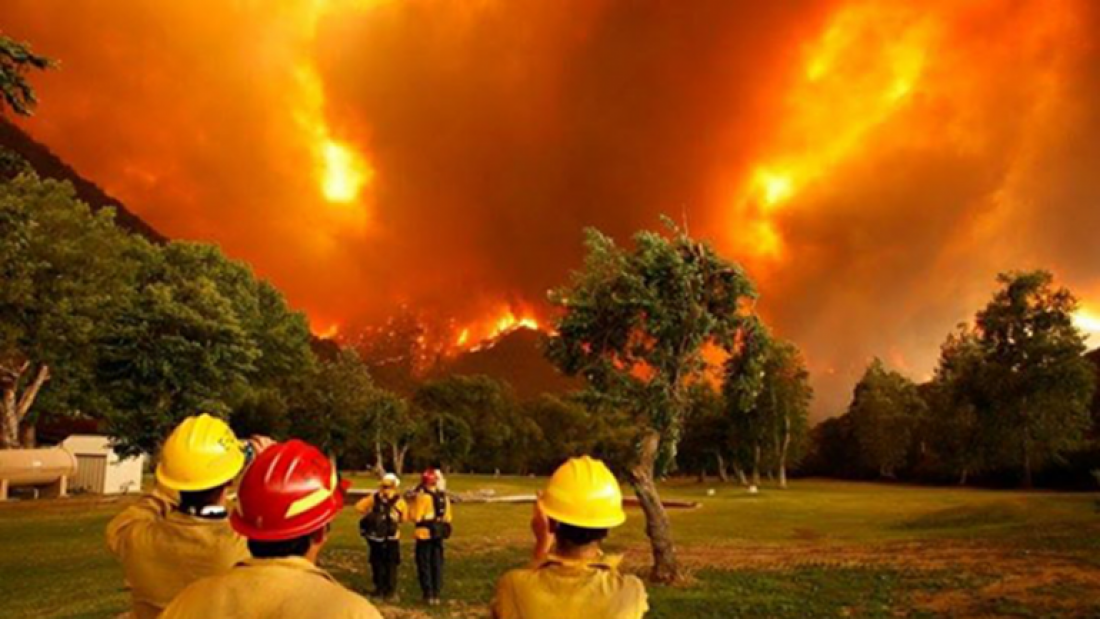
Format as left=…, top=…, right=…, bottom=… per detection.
left=5, top=0, right=1100, bottom=416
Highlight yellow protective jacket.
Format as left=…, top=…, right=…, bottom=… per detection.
left=161, top=556, right=383, bottom=619
left=106, top=490, right=249, bottom=619
left=409, top=489, right=452, bottom=541
left=491, top=553, right=649, bottom=619
left=354, top=489, right=409, bottom=539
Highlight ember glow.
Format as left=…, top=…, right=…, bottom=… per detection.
left=1074, top=308, right=1100, bottom=340
left=6, top=0, right=1100, bottom=416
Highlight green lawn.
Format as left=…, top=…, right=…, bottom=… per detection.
left=2, top=477, right=1099, bottom=618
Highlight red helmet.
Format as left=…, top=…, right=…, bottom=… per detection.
left=421, top=468, right=439, bottom=486
left=231, top=440, right=350, bottom=541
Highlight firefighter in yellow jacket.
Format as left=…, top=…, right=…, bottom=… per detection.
left=490, top=456, right=649, bottom=619
left=410, top=468, right=452, bottom=605
left=161, top=439, right=382, bottom=619
left=106, top=414, right=268, bottom=619
left=355, top=473, right=407, bottom=600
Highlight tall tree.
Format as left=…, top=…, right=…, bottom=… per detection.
left=723, top=319, right=772, bottom=486
left=368, top=388, right=419, bottom=475
left=1, top=175, right=143, bottom=448
left=758, top=340, right=813, bottom=488
left=679, top=385, right=734, bottom=482
left=0, top=36, right=51, bottom=116
left=288, top=349, right=377, bottom=466
left=975, top=271, right=1095, bottom=487
left=926, top=324, right=989, bottom=484
left=413, top=375, right=520, bottom=473
left=99, top=247, right=260, bottom=456
left=848, top=358, right=925, bottom=478
left=545, top=221, right=756, bottom=583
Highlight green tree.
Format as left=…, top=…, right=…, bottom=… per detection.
left=288, top=349, right=377, bottom=466
left=975, top=271, right=1095, bottom=487
left=413, top=375, right=522, bottom=473
left=723, top=318, right=772, bottom=486
left=0, top=36, right=51, bottom=116
left=367, top=388, right=419, bottom=475
left=99, top=249, right=260, bottom=456
left=162, top=243, right=315, bottom=391
left=679, top=385, right=735, bottom=482
left=545, top=220, right=756, bottom=583
left=524, top=394, right=613, bottom=475
left=926, top=325, right=989, bottom=484
left=1, top=175, right=144, bottom=448
left=848, top=358, right=925, bottom=478
left=758, top=340, right=813, bottom=488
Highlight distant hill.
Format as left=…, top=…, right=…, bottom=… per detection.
left=0, top=117, right=164, bottom=242
left=433, top=328, right=580, bottom=400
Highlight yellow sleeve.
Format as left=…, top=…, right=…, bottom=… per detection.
left=355, top=495, right=374, bottom=515
left=443, top=495, right=453, bottom=523
left=105, top=491, right=172, bottom=556
left=396, top=498, right=410, bottom=523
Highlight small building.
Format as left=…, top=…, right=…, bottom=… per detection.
left=61, top=434, right=144, bottom=495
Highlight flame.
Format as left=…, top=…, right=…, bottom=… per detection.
left=316, top=323, right=340, bottom=339
left=451, top=308, right=542, bottom=350
left=321, top=139, right=370, bottom=203
left=1073, top=307, right=1100, bottom=340
left=492, top=311, right=540, bottom=336
left=294, top=1, right=376, bottom=207
left=734, top=1, right=935, bottom=258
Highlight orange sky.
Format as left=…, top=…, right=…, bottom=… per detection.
left=5, top=0, right=1100, bottom=416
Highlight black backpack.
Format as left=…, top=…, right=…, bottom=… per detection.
left=360, top=493, right=400, bottom=541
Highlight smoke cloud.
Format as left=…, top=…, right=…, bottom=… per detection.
left=5, top=0, right=1099, bottom=416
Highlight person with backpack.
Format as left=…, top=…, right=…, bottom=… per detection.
left=490, top=456, right=648, bottom=619
left=410, top=468, right=452, bottom=606
left=355, top=473, right=407, bottom=601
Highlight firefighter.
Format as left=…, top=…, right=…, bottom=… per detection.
left=355, top=472, right=407, bottom=600
left=410, top=468, right=452, bottom=605
left=106, top=414, right=269, bottom=619
left=161, top=439, right=382, bottom=619
left=490, top=456, right=649, bottom=619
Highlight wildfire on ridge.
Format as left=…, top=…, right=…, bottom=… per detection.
left=453, top=309, right=543, bottom=350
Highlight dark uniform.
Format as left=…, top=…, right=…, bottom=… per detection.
left=355, top=488, right=407, bottom=598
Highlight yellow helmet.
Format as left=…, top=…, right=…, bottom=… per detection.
left=539, top=456, right=626, bottom=529
left=155, top=414, right=246, bottom=491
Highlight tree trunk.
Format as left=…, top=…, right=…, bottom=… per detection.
left=392, top=443, right=409, bottom=476
left=715, top=453, right=729, bottom=483
left=958, top=467, right=969, bottom=486
left=19, top=423, right=36, bottom=449
left=0, top=362, right=50, bottom=449
left=751, top=443, right=762, bottom=487
left=373, top=438, right=385, bottom=476
left=629, top=430, right=681, bottom=584
left=733, top=464, right=748, bottom=486
left=778, top=414, right=791, bottom=489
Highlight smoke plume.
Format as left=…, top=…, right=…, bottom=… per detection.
left=5, top=0, right=1100, bottom=415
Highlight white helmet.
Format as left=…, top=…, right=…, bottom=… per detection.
left=381, top=473, right=400, bottom=488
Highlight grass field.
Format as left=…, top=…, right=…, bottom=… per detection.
left=2, top=476, right=1099, bottom=618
